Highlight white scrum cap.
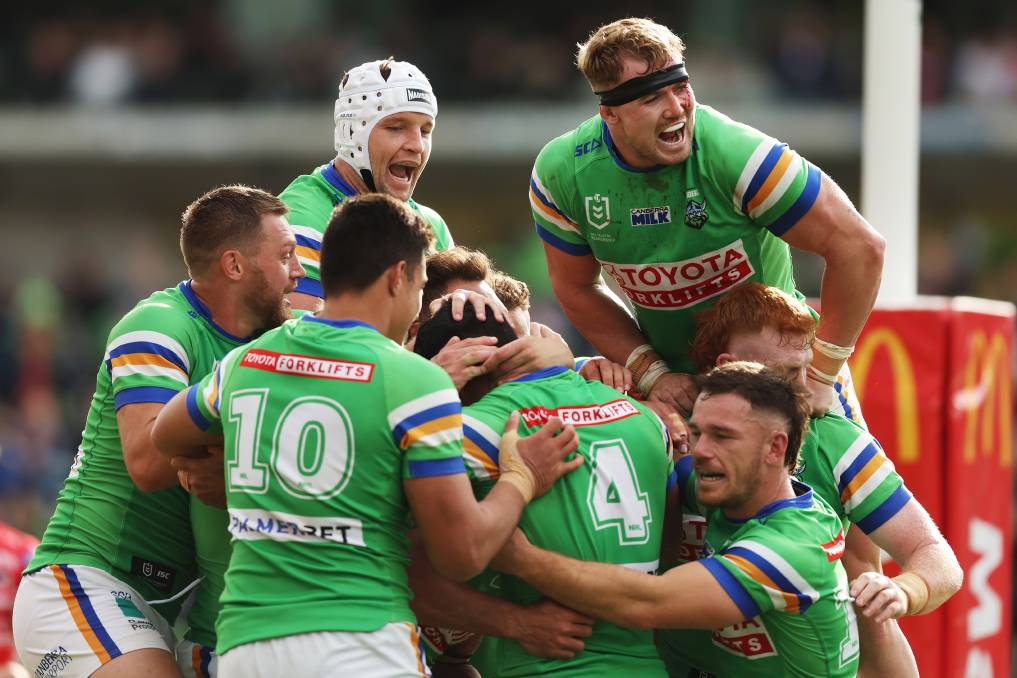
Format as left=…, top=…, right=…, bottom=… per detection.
left=333, top=59, right=437, bottom=188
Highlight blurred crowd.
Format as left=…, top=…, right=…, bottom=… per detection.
left=1, top=1, right=1017, bottom=106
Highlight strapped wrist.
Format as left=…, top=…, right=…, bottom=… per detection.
left=893, top=571, right=932, bottom=615
left=813, top=337, right=855, bottom=361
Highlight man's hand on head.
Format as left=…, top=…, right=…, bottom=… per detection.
left=430, top=289, right=506, bottom=324
left=431, top=336, right=500, bottom=389
left=486, top=323, right=575, bottom=384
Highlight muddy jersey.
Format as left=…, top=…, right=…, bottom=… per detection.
left=280, top=162, right=454, bottom=299
left=530, top=104, right=820, bottom=373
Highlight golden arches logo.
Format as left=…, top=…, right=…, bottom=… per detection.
left=959, top=331, right=1012, bottom=467
left=850, top=328, right=920, bottom=463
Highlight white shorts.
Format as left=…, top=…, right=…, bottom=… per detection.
left=176, top=639, right=217, bottom=678
left=13, top=564, right=175, bottom=678
left=218, top=623, right=430, bottom=678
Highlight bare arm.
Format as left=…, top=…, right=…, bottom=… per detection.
left=117, top=402, right=181, bottom=492
left=852, top=499, right=963, bottom=620
left=495, top=531, right=743, bottom=631
left=543, top=243, right=645, bottom=364
left=781, top=174, right=885, bottom=384
left=405, top=416, right=581, bottom=582
left=407, top=536, right=593, bottom=659
left=151, top=387, right=224, bottom=461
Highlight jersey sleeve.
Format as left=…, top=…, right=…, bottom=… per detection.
left=413, top=203, right=455, bottom=252
left=461, top=400, right=509, bottom=487
left=701, top=106, right=822, bottom=237
left=280, top=176, right=330, bottom=299
left=700, top=536, right=822, bottom=619
left=385, top=358, right=466, bottom=480
left=529, top=136, right=591, bottom=257
left=829, top=423, right=912, bottom=534
left=104, top=304, right=195, bottom=410
left=184, top=346, right=247, bottom=434
left=674, top=455, right=700, bottom=513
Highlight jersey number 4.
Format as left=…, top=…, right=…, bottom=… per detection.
left=225, top=389, right=355, bottom=500
left=586, top=439, right=652, bottom=545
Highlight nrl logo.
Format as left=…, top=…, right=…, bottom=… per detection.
left=685, top=199, right=709, bottom=229
left=585, top=193, right=611, bottom=229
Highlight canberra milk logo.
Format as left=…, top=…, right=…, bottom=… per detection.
left=406, top=88, right=432, bottom=104
left=630, top=206, right=671, bottom=226
left=585, top=193, right=611, bottom=229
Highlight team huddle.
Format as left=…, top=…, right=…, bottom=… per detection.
left=12, top=18, right=962, bottom=678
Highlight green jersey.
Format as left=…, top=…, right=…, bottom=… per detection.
left=797, top=413, right=911, bottom=534
left=28, top=282, right=248, bottom=618
left=659, top=415, right=909, bottom=676
left=661, top=456, right=858, bottom=678
left=280, top=162, right=454, bottom=298
left=463, top=367, right=672, bottom=677
left=185, top=499, right=229, bottom=647
left=186, top=315, right=466, bottom=655
left=530, top=105, right=819, bottom=373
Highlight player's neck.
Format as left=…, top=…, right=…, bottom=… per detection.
left=723, top=474, right=797, bottom=521
left=332, top=157, right=370, bottom=193
left=188, top=279, right=263, bottom=339
left=320, top=291, right=403, bottom=343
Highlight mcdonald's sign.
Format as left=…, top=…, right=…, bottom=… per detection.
left=852, top=328, right=920, bottom=462
left=955, top=330, right=1012, bottom=467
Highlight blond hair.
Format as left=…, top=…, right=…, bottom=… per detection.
left=576, top=18, right=686, bottom=91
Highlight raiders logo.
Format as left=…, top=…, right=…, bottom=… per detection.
left=685, top=200, right=708, bottom=229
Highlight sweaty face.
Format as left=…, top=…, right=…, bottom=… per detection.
left=724, top=327, right=812, bottom=391
left=689, top=393, right=769, bottom=515
left=368, top=111, right=433, bottom=201
left=602, top=56, right=696, bottom=169
left=243, top=215, right=304, bottom=333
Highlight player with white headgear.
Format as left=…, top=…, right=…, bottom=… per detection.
left=281, top=57, right=455, bottom=311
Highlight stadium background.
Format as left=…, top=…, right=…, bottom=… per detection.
left=0, top=0, right=1015, bottom=672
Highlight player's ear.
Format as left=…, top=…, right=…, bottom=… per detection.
left=220, top=249, right=244, bottom=281
left=386, top=260, right=408, bottom=296
left=766, top=430, right=789, bottom=467
left=715, top=352, right=736, bottom=367
left=599, top=104, right=619, bottom=124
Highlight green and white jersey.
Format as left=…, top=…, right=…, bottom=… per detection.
left=463, top=367, right=672, bottom=677
left=797, top=413, right=911, bottom=534
left=530, top=105, right=819, bottom=373
left=660, top=456, right=858, bottom=678
left=184, top=499, right=229, bottom=647
left=186, top=315, right=466, bottom=655
left=280, top=162, right=454, bottom=299
left=28, top=282, right=248, bottom=618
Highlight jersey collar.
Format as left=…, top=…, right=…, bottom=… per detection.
left=301, top=314, right=381, bottom=334
left=724, top=479, right=815, bottom=523
left=178, top=280, right=251, bottom=344
left=509, top=365, right=570, bottom=383
left=321, top=161, right=361, bottom=198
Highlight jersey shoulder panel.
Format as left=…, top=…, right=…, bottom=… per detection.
left=696, top=104, right=821, bottom=235
left=530, top=118, right=594, bottom=253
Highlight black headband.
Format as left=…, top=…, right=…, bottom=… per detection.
left=594, top=62, right=689, bottom=106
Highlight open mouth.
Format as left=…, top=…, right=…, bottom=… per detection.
left=388, top=162, right=417, bottom=186
left=697, top=470, right=725, bottom=483
left=658, top=121, right=686, bottom=145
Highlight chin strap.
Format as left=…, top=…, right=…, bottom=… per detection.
left=359, top=169, right=377, bottom=192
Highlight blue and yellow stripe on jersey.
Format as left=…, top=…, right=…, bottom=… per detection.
left=105, top=330, right=191, bottom=409
left=51, top=565, right=122, bottom=664
left=705, top=539, right=820, bottom=617
left=462, top=414, right=501, bottom=480
left=530, top=171, right=593, bottom=257
left=835, top=434, right=912, bottom=533
left=388, top=389, right=465, bottom=478
left=733, top=140, right=821, bottom=236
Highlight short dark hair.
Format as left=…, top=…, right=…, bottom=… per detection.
left=421, top=247, right=493, bottom=320
left=413, top=300, right=517, bottom=361
left=320, top=193, right=434, bottom=296
left=179, top=185, right=288, bottom=277
left=697, top=361, right=811, bottom=470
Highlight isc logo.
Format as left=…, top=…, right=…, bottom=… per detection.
left=574, top=138, right=602, bottom=157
